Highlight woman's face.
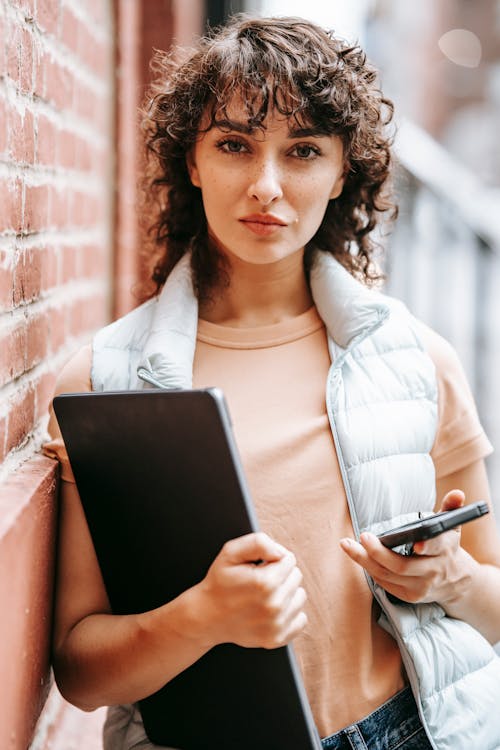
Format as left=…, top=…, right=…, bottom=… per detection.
left=187, top=102, right=346, bottom=267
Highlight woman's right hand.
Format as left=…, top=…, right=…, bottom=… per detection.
left=54, top=480, right=306, bottom=710
left=194, top=532, right=308, bottom=650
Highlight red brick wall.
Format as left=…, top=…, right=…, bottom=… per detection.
left=0, top=0, right=113, bottom=475
left=0, top=0, right=113, bottom=746
left=0, top=1, right=204, bottom=748
left=0, top=0, right=204, bottom=750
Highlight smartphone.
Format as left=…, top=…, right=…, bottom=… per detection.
left=377, top=500, right=489, bottom=551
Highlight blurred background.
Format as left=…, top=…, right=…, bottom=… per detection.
left=0, top=1, right=499, bottom=747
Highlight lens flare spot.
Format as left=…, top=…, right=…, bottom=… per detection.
left=438, top=29, right=482, bottom=68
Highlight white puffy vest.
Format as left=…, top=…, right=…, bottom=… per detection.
left=93, top=252, right=500, bottom=750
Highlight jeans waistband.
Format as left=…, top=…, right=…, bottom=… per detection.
left=321, top=687, right=429, bottom=750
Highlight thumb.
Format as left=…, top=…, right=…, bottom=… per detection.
left=223, top=532, right=287, bottom=565
left=438, top=489, right=465, bottom=513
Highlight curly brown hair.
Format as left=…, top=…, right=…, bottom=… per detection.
left=142, top=14, right=396, bottom=300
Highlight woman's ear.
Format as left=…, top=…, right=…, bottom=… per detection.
left=186, top=151, right=201, bottom=188
left=329, top=159, right=350, bottom=200
left=329, top=176, right=344, bottom=200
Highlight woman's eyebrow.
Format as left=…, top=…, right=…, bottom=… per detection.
left=213, top=119, right=253, bottom=134
left=212, top=119, right=326, bottom=139
left=287, top=125, right=327, bottom=138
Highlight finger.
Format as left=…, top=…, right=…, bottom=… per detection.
left=437, top=489, right=465, bottom=513
left=358, top=532, right=414, bottom=573
left=223, top=532, right=286, bottom=565
left=255, top=550, right=299, bottom=589
left=268, top=565, right=304, bottom=611
left=340, top=535, right=425, bottom=588
left=340, top=538, right=435, bottom=603
left=414, top=491, right=465, bottom=555
left=281, top=586, right=308, bottom=629
left=340, top=536, right=399, bottom=578
left=413, top=527, right=461, bottom=557
left=276, top=609, right=308, bottom=646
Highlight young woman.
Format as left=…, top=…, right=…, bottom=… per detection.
left=45, top=15, right=500, bottom=750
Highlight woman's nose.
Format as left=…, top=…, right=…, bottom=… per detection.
left=247, top=159, right=284, bottom=205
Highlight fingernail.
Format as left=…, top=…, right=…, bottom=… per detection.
left=340, top=538, right=352, bottom=548
left=360, top=532, right=374, bottom=543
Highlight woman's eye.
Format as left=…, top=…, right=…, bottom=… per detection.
left=292, top=144, right=320, bottom=159
left=217, top=139, right=248, bottom=154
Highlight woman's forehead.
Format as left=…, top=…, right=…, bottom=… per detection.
left=202, top=92, right=316, bottom=134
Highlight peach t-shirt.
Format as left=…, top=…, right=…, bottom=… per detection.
left=45, top=307, right=492, bottom=737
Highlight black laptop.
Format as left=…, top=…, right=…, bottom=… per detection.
left=53, top=388, right=322, bottom=750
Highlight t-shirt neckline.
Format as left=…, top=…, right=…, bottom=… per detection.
left=197, top=306, right=324, bottom=349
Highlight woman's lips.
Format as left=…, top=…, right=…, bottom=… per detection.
left=239, top=214, right=288, bottom=236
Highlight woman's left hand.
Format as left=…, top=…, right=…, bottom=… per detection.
left=339, top=490, right=479, bottom=607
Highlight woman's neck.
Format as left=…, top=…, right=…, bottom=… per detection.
left=199, top=250, right=313, bottom=328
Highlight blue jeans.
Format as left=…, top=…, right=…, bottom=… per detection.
left=321, top=687, right=433, bottom=750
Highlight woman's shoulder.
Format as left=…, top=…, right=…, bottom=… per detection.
left=55, top=344, right=93, bottom=395
left=411, top=318, right=465, bottom=377
left=410, top=320, right=493, bottom=476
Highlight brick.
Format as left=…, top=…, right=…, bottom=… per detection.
left=40, top=245, right=58, bottom=291
left=78, top=23, right=101, bottom=74
left=80, top=243, right=107, bottom=278
left=70, top=193, right=84, bottom=227
left=86, top=0, right=108, bottom=26
left=60, top=245, right=77, bottom=283
left=68, top=297, right=85, bottom=336
left=76, top=136, right=93, bottom=171
left=33, top=48, right=47, bottom=98
left=67, top=191, right=82, bottom=226
left=74, top=80, right=102, bottom=122
left=6, top=23, right=21, bottom=86
left=11, top=0, right=36, bottom=18
left=11, top=108, right=36, bottom=164
left=26, top=311, right=49, bottom=369
left=91, top=145, right=110, bottom=178
left=61, top=6, right=79, bottom=54
left=36, top=114, right=57, bottom=166
left=0, top=179, right=23, bottom=233
left=36, top=0, right=60, bottom=36
left=0, top=98, right=7, bottom=156
left=58, top=129, right=78, bottom=169
left=13, top=247, right=42, bottom=304
left=48, top=305, right=66, bottom=351
left=0, top=415, right=6, bottom=463
left=69, top=193, right=104, bottom=227
left=44, top=57, right=73, bottom=111
left=0, top=253, right=14, bottom=312
left=24, top=184, right=51, bottom=233
left=0, top=15, right=5, bottom=72
left=35, top=370, right=56, bottom=419
left=48, top=186, right=69, bottom=228
left=0, top=322, right=27, bottom=388
left=20, top=27, right=34, bottom=94
left=5, top=386, right=35, bottom=457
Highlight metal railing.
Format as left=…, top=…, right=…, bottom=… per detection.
left=384, top=119, right=500, bottom=515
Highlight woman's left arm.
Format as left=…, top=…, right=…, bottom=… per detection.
left=431, top=458, right=500, bottom=642
left=340, top=458, right=500, bottom=644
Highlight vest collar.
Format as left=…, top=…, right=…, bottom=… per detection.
left=309, top=250, right=389, bottom=354
left=137, top=250, right=390, bottom=389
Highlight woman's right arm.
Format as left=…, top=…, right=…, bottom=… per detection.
left=53, top=479, right=307, bottom=711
